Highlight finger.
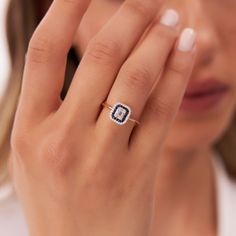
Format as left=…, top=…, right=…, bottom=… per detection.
left=129, top=28, right=197, bottom=157
left=96, top=9, right=181, bottom=146
left=59, top=0, right=164, bottom=125
left=19, top=0, right=92, bottom=120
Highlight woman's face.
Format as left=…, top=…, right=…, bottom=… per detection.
left=74, top=0, right=236, bottom=153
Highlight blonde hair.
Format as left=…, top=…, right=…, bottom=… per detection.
left=1, top=0, right=236, bottom=188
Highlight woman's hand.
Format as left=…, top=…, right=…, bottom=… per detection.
left=9, top=0, right=196, bottom=235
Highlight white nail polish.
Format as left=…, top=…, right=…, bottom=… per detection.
left=160, top=9, right=179, bottom=27
left=178, top=28, right=197, bottom=52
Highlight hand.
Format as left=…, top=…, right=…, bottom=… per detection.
left=9, top=0, right=196, bottom=235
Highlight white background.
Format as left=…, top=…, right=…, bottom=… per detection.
left=0, top=0, right=10, bottom=101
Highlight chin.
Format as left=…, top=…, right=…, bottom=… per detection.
left=163, top=107, right=235, bottom=155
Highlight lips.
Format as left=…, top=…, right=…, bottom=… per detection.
left=180, top=78, right=230, bottom=112
left=184, top=78, right=230, bottom=98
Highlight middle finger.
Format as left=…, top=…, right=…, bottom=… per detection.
left=58, top=0, right=164, bottom=125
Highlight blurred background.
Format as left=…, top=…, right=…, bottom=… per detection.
left=0, top=0, right=10, bottom=101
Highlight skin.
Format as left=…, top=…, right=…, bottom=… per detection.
left=75, top=0, right=236, bottom=234
left=8, top=0, right=236, bottom=236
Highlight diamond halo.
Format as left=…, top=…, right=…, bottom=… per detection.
left=109, top=102, right=131, bottom=125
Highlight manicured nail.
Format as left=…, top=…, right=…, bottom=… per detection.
left=178, top=28, right=197, bottom=52
left=160, top=9, right=179, bottom=27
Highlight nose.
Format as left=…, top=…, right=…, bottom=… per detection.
left=178, top=0, right=220, bottom=69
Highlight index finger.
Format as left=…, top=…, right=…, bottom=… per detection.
left=19, top=0, right=92, bottom=120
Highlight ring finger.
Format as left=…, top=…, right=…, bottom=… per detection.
left=96, top=9, right=181, bottom=146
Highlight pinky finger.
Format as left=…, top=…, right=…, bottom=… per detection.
left=129, top=28, right=197, bottom=156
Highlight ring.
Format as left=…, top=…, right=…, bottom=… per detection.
left=102, top=101, right=140, bottom=126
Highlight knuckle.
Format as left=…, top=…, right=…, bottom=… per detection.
left=27, top=33, right=54, bottom=64
left=147, top=97, right=173, bottom=121
left=7, top=156, right=14, bottom=179
left=168, top=58, right=190, bottom=76
left=86, top=38, right=121, bottom=65
left=59, top=0, right=86, bottom=11
left=61, top=0, right=79, bottom=4
left=155, top=24, right=178, bottom=41
left=123, top=64, right=153, bottom=91
left=40, top=129, right=74, bottom=176
left=10, top=129, right=31, bottom=157
left=125, top=0, right=153, bottom=18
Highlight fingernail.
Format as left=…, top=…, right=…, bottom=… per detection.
left=178, top=28, right=197, bottom=52
left=160, top=9, right=179, bottom=27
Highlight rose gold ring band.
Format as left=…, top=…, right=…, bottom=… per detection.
left=102, top=101, right=140, bottom=126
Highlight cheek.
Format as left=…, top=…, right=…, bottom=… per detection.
left=221, top=26, right=236, bottom=53
left=220, top=25, right=236, bottom=93
left=211, top=10, right=236, bottom=94
left=214, top=9, right=236, bottom=51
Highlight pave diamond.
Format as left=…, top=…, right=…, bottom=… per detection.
left=109, top=102, right=131, bottom=125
